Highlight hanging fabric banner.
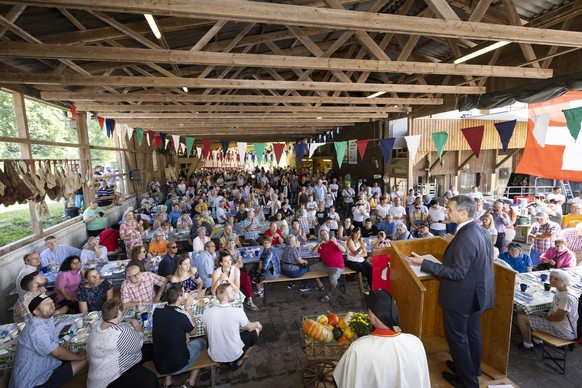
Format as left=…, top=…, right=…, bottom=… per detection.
left=254, top=143, right=266, bottom=166
left=97, top=116, right=105, bottom=130
left=136, top=128, right=144, bottom=146
left=172, top=135, right=180, bottom=153
left=516, top=91, right=582, bottom=180
left=494, top=120, right=517, bottom=152
left=273, top=143, right=285, bottom=165
left=334, top=141, right=347, bottom=168
left=355, top=139, right=369, bottom=161
left=309, top=142, right=324, bottom=158
left=404, top=135, right=421, bottom=161
left=460, top=125, right=485, bottom=158
left=202, top=139, right=212, bottom=159
left=379, top=138, right=396, bottom=164
left=159, top=133, right=167, bottom=149
left=294, top=143, right=308, bottom=166
left=562, top=106, right=582, bottom=141
left=105, top=119, right=115, bottom=138
left=155, top=135, right=161, bottom=148
left=185, top=137, right=195, bottom=157
left=70, top=105, right=77, bottom=120
left=432, top=132, right=448, bottom=159
left=221, top=141, right=230, bottom=157
left=237, top=142, right=247, bottom=160
left=532, top=114, right=550, bottom=147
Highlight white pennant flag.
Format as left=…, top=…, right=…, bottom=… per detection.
left=309, top=142, right=325, bottom=158
left=164, top=138, right=170, bottom=149
left=404, top=135, right=421, bottom=162
left=172, top=135, right=180, bottom=152
left=237, top=142, right=247, bottom=158
left=145, top=132, right=151, bottom=146
left=126, top=125, right=134, bottom=140
left=196, top=147, right=202, bottom=158
left=180, top=143, right=186, bottom=153
left=532, top=113, right=550, bottom=148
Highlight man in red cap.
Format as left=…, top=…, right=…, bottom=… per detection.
left=333, top=290, right=430, bottom=388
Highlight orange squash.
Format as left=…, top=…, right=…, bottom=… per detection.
left=327, top=311, right=339, bottom=327
left=303, top=319, right=334, bottom=343
left=337, top=336, right=351, bottom=344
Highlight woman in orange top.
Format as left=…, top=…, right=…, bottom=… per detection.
left=148, top=231, right=168, bottom=256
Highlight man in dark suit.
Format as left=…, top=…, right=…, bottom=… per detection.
left=407, top=195, right=495, bottom=388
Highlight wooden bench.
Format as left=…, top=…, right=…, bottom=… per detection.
left=143, top=349, right=251, bottom=387
left=532, top=331, right=578, bottom=374
left=260, top=268, right=364, bottom=303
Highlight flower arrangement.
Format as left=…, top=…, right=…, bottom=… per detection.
left=349, top=313, right=372, bottom=337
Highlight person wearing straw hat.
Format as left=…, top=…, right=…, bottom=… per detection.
left=333, top=290, right=429, bottom=388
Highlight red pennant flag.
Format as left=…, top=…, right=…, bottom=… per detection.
left=273, top=143, right=285, bottom=165
left=155, top=135, right=161, bottom=148
left=355, top=139, right=369, bottom=160
left=97, top=116, right=105, bottom=129
left=202, top=139, right=212, bottom=159
left=460, top=125, right=485, bottom=158
left=70, top=105, right=77, bottom=120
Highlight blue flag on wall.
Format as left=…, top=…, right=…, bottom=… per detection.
left=379, top=138, right=396, bottom=164
left=221, top=141, right=230, bottom=157
left=293, top=143, right=308, bottom=166
left=494, top=120, right=516, bottom=153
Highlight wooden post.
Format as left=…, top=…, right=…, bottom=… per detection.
left=12, top=91, right=43, bottom=235
left=76, top=111, right=92, bottom=208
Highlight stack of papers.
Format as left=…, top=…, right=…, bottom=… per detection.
left=409, top=254, right=442, bottom=278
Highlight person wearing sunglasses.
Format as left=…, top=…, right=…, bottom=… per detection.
left=158, top=243, right=181, bottom=280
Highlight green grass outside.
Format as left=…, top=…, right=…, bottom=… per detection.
left=0, top=202, right=69, bottom=247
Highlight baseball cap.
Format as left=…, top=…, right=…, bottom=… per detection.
left=507, top=242, right=522, bottom=251
left=535, top=211, right=549, bottom=219
left=364, top=289, right=401, bottom=332
left=28, top=294, right=50, bottom=314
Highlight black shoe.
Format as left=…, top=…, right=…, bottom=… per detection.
left=441, top=371, right=462, bottom=387
left=445, top=360, right=457, bottom=375
left=518, top=342, right=536, bottom=352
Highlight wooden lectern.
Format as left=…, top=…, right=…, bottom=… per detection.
left=374, top=237, right=516, bottom=379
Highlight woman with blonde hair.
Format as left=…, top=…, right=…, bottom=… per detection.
left=480, top=214, right=498, bottom=245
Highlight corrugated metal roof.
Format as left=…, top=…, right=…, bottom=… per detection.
left=491, top=0, right=573, bottom=21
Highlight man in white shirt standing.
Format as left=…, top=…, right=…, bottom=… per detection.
left=427, top=200, right=448, bottom=237
left=388, top=197, right=407, bottom=223
left=333, top=290, right=430, bottom=388
left=216, top=199, right=228, bottom=224
left=546, top=186, right=566, bottom=206
left=468, top=186, right=484, bottom=200
left=329, top=178, right=339, bottom=206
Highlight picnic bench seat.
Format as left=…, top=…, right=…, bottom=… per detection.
left=143, top=349, right=251, bottom=388
left=261, top=268, right=364, bottom=303
left=532, top=330, right=578, bottom=374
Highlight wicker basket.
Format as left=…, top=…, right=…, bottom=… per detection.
left=300, top=314, right=354, bottom=361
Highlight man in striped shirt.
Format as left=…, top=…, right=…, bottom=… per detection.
left=39, top=236, right=81, bottom=268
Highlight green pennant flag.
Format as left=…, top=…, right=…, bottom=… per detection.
left=185, top=137, right=195, bottom=157
left=563, top=106, right=582, bottom=141
left=136, top=128, right=144, bottom=146
left=432, top=131, right=448, bottom=159
left=334, top=141, right=347, bottom=168
left=254, top=143, right=266, bottom=165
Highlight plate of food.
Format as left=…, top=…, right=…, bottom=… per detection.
left=113, top=267, right=125, bottom=274
left=71, top=328, right=89, bottom=343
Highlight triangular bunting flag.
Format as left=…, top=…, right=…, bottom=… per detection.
left=334, top=142, right=347, bottom=168
left=405, top=135, right=421, bottom=161
left=97, top=116, right=105, bottom=130
left=532, top=114, right=550, bottom=147
left=105, top=119, right=115, bottom=138
left=172, top=135, right=180, bottom=153
left=273, top=143, right=285, bottom=165
left=126, top=126, right=134, bottom=140
left=155, top=135, right=161, bottom=148
left=160, top=133, right=167, bottom=149
left=379, top=138, right=396, bottom=164
left=562, top=106, right=582, bottom=142
left=147, top=131, right=155, bottom=147
left=460, top=125, right=485, bottom=158
left=196, top=147, right=202, bottom=158
left=432, top=131, right=448, bottom=159
left=309, top=142, right=324, bottom=158
left=136, top=128, right=144, bottom=146
left=185, top=137, right=195, bottom=157
left=202, top=139, right=212, bottom=159
left=237, top=142, right=247, bottom=160
left=494, top=120, right=517, bottom=152
left=355, top=139, right=369, bottom=161
left=70, top=105, right=76, bottom=120
left=254, top=143, right=266, bottom=166
left=164, top=138, right=170, bottom=150
left=221, top=141, right=230, bottom=157
left=251, top=153, right=256, bottom=163
left=293, top=143, right=308, bottom=166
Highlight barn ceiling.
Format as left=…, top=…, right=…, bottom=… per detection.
left=0, top=0, right=581, bottom=142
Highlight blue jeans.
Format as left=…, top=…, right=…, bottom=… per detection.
left=171, top=338, right=206, bottom=375
left=282, top=266, right=310, bottom=286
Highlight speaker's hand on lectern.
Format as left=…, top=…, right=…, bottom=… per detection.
left=405, top=252, right=424, bottom=266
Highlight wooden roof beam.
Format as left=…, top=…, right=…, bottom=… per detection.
left=9, top=0, right=582, bottom=47
left=2, top=72, right=485, bottom=94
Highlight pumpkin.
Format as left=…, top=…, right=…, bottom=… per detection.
left=343, top=326, right=355, bottom=340
left=317, top=315, right=328, bottom=325
left=327, top=312, right=339, bottom=327
left=332, top=327, right=344, bottom=340
left=303, top=319, right=334, bottom=343
left=337, top=319, right=348, bottom=330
